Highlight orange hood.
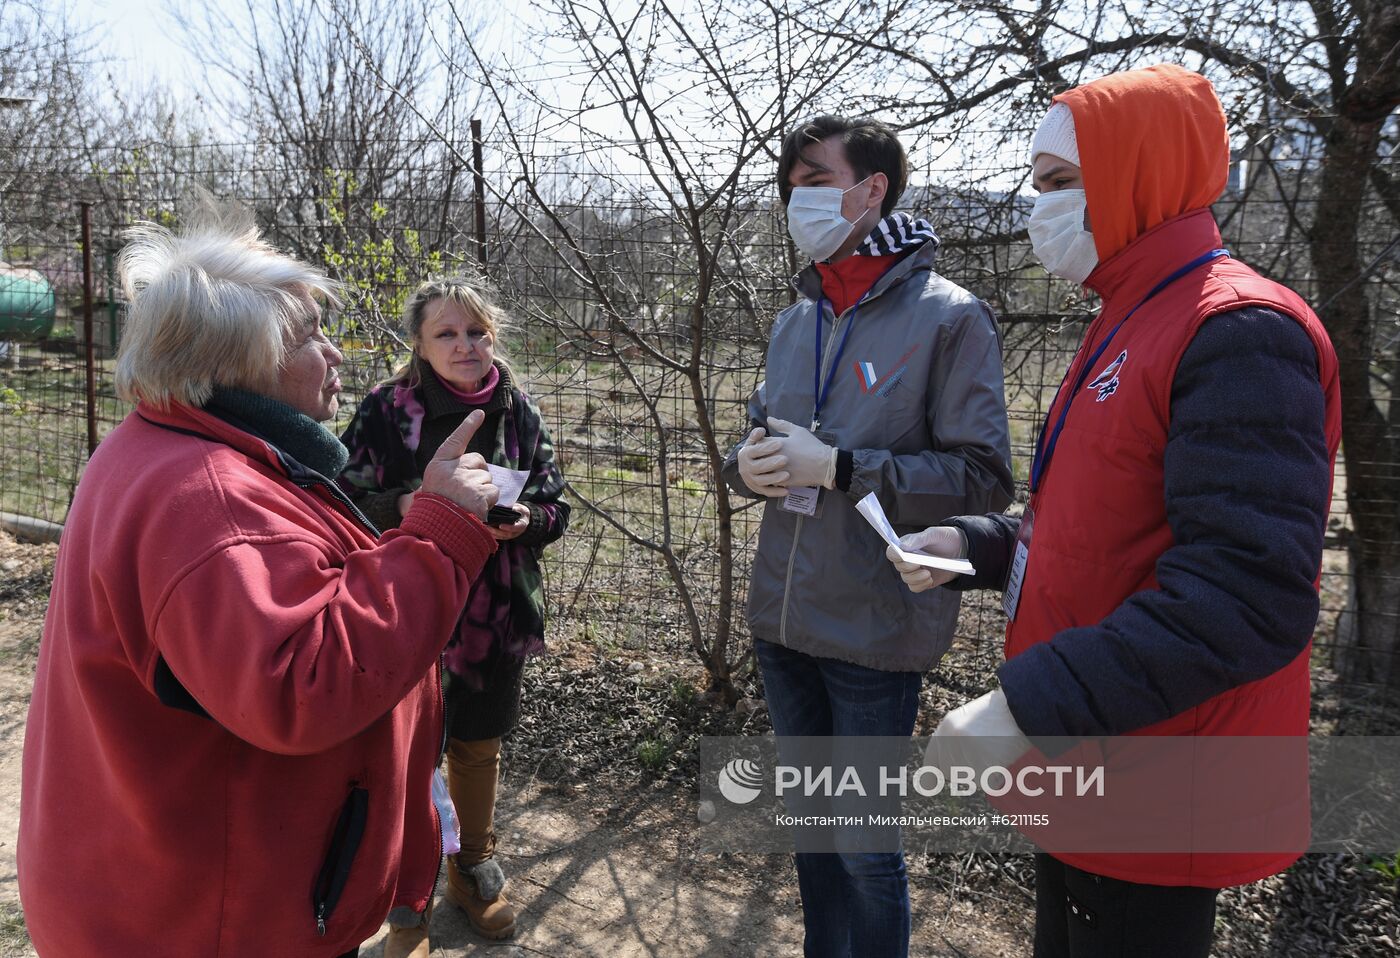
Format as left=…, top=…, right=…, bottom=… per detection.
left=1054, top=64, right=1230, bottom=262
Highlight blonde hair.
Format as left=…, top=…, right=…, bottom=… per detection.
left=115, top=192, right=340, bottom=409
left=388, top=276, right=514, bottom=387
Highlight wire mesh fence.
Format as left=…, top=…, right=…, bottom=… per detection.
left=1, top=133, right=1396, bottom=724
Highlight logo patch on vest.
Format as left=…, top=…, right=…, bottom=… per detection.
left=1086, top=349, right=1127, bottom=402
left=854, top=344, right=920, bottom=398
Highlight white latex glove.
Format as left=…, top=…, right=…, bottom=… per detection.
left=886, top=526, right=967, bottom=592
left=737, top=427, right=790, bottom=497
left=924, top=689, right=1032, bottom=778
left=766, top=417, right=839, bottom=489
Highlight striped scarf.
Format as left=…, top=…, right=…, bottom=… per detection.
left=855, top=212, right=940, bottom=257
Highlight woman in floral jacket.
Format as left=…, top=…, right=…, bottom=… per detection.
left=339, top=278, right=569, bottom=954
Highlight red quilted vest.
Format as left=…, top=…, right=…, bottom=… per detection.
left=1004, top=208, right=1342, bottom=886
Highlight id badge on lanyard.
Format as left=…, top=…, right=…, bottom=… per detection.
left=778, top=425, right=837, bottom=518
left=781, top=289, right=869, bottom=519
left=779, top=486, right=821, bottom=517
left=1002, top=506, right=1035, bottom=621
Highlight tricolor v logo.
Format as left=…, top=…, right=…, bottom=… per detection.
left=854, top=344, right=920, bottom=396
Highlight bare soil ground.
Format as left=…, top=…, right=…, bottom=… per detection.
left=350, top=787, right=1033, bottom=957
left=0, top=531, right=1396, bottom=957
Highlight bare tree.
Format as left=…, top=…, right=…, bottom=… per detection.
left=383, top=0, right=903, bottom=704
left=0, top=0, right=95, bottom=263
left=172, top=0, right=490, bottom=351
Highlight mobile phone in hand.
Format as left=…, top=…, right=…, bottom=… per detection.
left=486, top=505, right=521, bottom=526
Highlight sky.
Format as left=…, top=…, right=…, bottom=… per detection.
left=65, top=0, right=528, bottom=118
left=56, top=0, right=741, bottom=177
left=76, top=0, right=206, bottom=93
left=51, top=0, right=1034, bottom=192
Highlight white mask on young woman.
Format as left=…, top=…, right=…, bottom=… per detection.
left=786, top=177, right=872, bottom=262
left=1028, top=188, right=1098, bottom=284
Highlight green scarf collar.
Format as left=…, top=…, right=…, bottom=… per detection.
left=204, top=386, right=349, bottom=479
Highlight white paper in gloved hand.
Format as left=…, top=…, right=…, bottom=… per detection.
left=856, top=493, right=975, bottom=574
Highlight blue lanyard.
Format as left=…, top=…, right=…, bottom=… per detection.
left=1029, top=248, right=1230, bottom=492
left=812, top=290, right=874, bottom=428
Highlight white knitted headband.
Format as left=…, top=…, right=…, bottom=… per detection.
left=1031, top=102, right=1079, bottom=165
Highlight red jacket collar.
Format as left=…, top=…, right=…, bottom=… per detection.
left=1084, top=208, right=1224, bottom=308
left=136, top=401, right=286, bottom=473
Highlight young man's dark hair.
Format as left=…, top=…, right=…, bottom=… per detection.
left=777, top=115, right=908, bottom=215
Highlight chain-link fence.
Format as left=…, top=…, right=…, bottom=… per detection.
left=1, top=132, right=1396, bottom=724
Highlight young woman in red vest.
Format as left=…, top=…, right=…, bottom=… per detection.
left=888, top=64, right=1342, bottom=958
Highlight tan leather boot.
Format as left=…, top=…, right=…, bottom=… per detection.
left=445, top=855, right=517, bottom=940
left=445, top=737, right=516, bottom=939
left=446, top=737, right=500, bottom=865
left=383, top=897, right=433, bottom=958
left=383, top=923, right=430, bottom=958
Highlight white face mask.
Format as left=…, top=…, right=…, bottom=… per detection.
left=1028, top=188, right=1099, bottom=284
left=786, top=177, right=872, bottom=262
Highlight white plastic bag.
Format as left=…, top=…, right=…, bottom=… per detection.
left=431, top=768, right=461, bottom=855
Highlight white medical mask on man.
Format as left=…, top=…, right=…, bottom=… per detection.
left=786, top=176, right=872, bottom=262
left=1028, top=188, right=1099, bottom=285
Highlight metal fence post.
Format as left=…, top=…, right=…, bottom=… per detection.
left=80, top=201, right=97, bottom=456
left=472, top=118, right=487, bottom=269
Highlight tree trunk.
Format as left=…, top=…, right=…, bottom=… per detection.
left=1336, top=541, right=1400, bottom=691
left=1312, top=1, right=1400, bottom=693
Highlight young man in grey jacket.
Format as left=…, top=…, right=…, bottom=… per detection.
left=722, top=115, right=1013, bottom=957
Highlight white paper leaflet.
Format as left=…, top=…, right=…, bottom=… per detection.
left=855, top=492, right=976, bottom=576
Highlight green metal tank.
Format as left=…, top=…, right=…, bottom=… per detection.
left=0, top=263, right=57, bottom=340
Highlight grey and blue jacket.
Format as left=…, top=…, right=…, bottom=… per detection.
left=722, top=240, right=1014, bottom=671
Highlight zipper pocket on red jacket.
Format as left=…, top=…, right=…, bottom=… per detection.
left=296, top=476, right=381, bottom=537
left=426, top=658, right=446, bottom=909
left=312, top=785, right=369, bottom=936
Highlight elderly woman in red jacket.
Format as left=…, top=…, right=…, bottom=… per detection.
left=18, top=198, right=500, bottom=958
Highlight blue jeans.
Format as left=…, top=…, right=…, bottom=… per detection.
left=755, top=638, right=922, bottom=958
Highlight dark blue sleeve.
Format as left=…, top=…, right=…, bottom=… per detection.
left=998, top=308, right=1330, bottom=738
left=944, top=513, right=1021, bottom=591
